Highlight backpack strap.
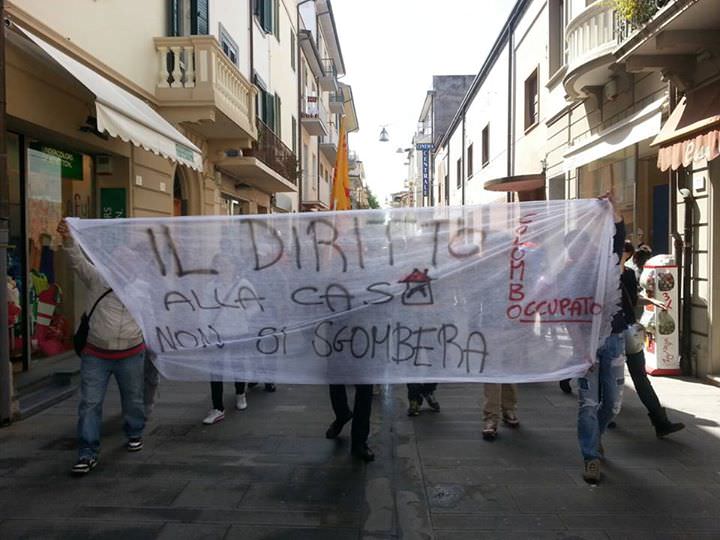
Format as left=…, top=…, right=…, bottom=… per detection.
left=88, top=289, right=113, bottom=320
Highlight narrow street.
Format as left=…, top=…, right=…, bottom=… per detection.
left=2, top=376, right=719, bottom=539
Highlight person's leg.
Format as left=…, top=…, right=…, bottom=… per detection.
left=351, top=385, right=373, bottom=449
left=211, top=381, right=224, bottom=411
left=422, top=383, right=440, bottom=411
left=626, top=350, right=662, bottom=417
left=77, top=354, right=113, bottom=460
left=598, top=334, right=625, bottom=435
left=234, top=382, right=248, bottom=410
left=326, top=385, right=352, bottom=439
left=577, top=359, right=602, bottom=462
left=407, top=384, right=422, bottom=402
left=235, top=382, right=247, bottom=394
left=351, top=385, right=374, bottom=461
left=329, top=384, right=352, bottom=420
left=143, top=355, right=159, bottom=417
left=483, top=384, right=501, bottom=423
left=422, top=383, right=438, bottom=394
left=501, top=384, right=519, bottom=426
left=113, top=352, right=146, bottom=443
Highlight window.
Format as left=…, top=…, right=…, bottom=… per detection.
left=549, top=0, right=566, bottom=76
left=466, top=143, right=474, bottom=179
left=274, top=93, right=282, bottom=137
left=222, top=194, right=247, bottom=215
left=290, top=31, right=296, bottom=71
left=456, top=158, right=462, bottom=189
left=168, top=0, right=207, bottom=36
left=255, top=0, right=279, bottom=37
left=524, top=68, right=539, bottom=130
left=444, top=174, right=449, bottom=204
left=219, top=24, right=238, bottom=65
left=482, top=124, right=490, bottom=167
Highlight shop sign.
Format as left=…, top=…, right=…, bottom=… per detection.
left=29, top=143, right=83, bottom=180
left=422, top=149, right=430, bottom=197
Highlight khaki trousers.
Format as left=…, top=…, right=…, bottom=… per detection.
left=483, top=383, right=517, bottom=422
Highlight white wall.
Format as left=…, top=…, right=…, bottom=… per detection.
left=13, top=0, right=165, bottom=95
left=210, top=0, right=251, bottom=78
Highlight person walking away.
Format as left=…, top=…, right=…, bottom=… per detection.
left=325, top=385, right=374, bottom=462
left=407, top=383, right=440, bottom=416
left=58, top=220, right=146, bottom=476
left=619, top=242, right=684, bottom=438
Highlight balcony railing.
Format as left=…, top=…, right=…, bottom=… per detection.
left=319, top=58, right=338, bottom=92
left=246, top=119, right=298, bottom=184
left=301, top=95, right=329, bottom=121
left=615, top=0, right=670, bottom=44
left=329, top=92, right=345, bottom=114
left=154, top=36, right=256, bottom=139
left=321, top=58, right=337, bottom=78
left=566, top=1, right=618, bottom=75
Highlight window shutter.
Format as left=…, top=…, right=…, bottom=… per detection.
left=168, top=0, right=180, bottom=36
left=275, top=94, right=282, bottom=137
left=191, top=0, right=209, bottom=35
left=266, top=92, right=275, bottom=130
left=261, top=0, right=273, bottom=33
left=273, top=0, right=280, bottom=39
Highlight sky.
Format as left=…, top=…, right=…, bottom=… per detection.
left=332, top=0, right=517, bottom=205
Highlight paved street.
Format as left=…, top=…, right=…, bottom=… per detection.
left=1, top=374, right=720, bottom=539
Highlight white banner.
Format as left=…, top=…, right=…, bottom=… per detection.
left=67, top=200, right=619, bottom=384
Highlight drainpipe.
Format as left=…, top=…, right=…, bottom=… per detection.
left=461, top=115, right=466, bottom=206
left=679, top=187, right=694, bottom=376
left=506, top=26, right=515, bottom=203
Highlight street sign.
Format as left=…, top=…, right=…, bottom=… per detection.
left=422, top=149, right=430, bottom=197
left=415, top=142, right=433, bottom=151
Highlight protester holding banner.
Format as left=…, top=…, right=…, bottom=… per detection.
left=407, top=383, right=440, bottom=416
left=575, top=194, right=626, bottom=485
left=326, top=385, right=374, bottom=462
left=57, top=219, right=146, bottom=476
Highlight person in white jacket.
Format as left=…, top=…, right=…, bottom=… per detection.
left=57, top=220, right=147, bottom=475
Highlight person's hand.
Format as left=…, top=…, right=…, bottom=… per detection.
left=598, top=191, right=622, bottom=223
left=56, top=219, right=72, bottom=243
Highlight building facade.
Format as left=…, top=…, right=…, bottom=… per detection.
left=431, top=0, right=720, bottom=381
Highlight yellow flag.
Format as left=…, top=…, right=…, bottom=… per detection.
left=331, top=115, right=351, bottom=210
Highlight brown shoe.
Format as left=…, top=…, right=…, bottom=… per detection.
left=502, top=411, right=520, bottom=428
left=482, top=420, right=498, bottom=441
left=583, top=459, right=601, bottom=484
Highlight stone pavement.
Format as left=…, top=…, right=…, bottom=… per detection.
left=1, top=373, right=720, bottom=539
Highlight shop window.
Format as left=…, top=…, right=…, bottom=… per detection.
left=27, top=142, right=94, bottom=360
left=578, top=147, right=636, bottom=237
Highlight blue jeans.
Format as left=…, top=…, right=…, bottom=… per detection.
left=77, top=352, right=146, bottom=459
left=577, top=333, right=625, bottom=461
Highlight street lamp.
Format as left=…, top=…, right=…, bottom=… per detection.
left=378, top=126, right=389, bottom=142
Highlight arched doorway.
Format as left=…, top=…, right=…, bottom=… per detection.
left=173, top=169, right=188, bottom=216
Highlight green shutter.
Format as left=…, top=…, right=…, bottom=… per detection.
left=265, top=92, right=275, bottom=130
left=273, top=0, right=280, bottom=39
left=261, top=0, right=273, bottom=33
left=168, top=0, right=180, bottom=36
left=191, top=0, right=209, bottom=35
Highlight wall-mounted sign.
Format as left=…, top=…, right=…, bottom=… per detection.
left=100, top=188, right=127, bottom=219
left=416, top=142, right=433, bottom=151
left=422, top=149, right=430, bottom=197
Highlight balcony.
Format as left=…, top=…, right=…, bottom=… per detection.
left=563, top=0, right=619, bottom=99
left=301, top=95, right=328, bottom=137
left=616, top=0, right=670, bottom=44
left=329, top=92, right=344, bottom=114
left=319, top=121, right=339, bottom=161
left=320, top=58, right=338, bottom=93
left=215, top=119, right=298, bottom=194
left=154, top=36, right=257, bottom=144
left=302, top=174, right=330, bottom=210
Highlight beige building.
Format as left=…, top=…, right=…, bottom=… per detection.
left=2, top=0, right=362, bottom=412
left=434, top=0, right=720, bottom=381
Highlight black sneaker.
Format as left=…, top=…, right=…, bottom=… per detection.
left=127, top=437, right=143, bottom=452
left=656, top=421, right=685, bottom=438
left=559, top=379, right=572, bottom=394
left=424, top=392, right=440, bottom=412
left=71, top=457, right=98, bottom=476
left=407, top=400, right=421, bottom=417
left=264, top=383, right=277, bottom=392
left=325, top=414, right=353, bottom=439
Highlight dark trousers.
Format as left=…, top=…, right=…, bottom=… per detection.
left=626, top=351, right=663, bottom=419
left=329, top=384, right=372, bottom=448
left=211, top=381, right=246, bottom=411
left=407, top=383, right=437, bottom=401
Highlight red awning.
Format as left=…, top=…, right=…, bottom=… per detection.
left=653, top=82, right=720, bottom=171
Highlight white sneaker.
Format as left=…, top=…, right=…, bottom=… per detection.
left=236, top=393, right=248, bottom=411
left=202, top=409, right=225, bottom=425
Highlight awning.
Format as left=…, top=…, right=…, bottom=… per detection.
left=484, top=173, right=545, bottom=192
left=18, top=26, right=203, bottom=171
left=653, top=83, right=720, bottom=171
left=563, top=98, right=664, bottom=172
